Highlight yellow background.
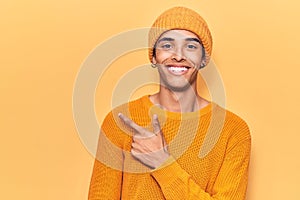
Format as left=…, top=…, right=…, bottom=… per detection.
left=1, top=0, right=300, bottom=199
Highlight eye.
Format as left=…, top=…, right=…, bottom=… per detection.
left=187, top=44, right=197, bottom=49
left=160, top=43, right=173, bottom=49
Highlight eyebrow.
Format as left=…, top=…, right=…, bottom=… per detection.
left=185, top=38, right=202, bottom=44
left=157, top=37, right=174, bottom=43
left=157, top=37, right=202, bottom=44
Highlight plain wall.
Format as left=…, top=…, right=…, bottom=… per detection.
left=1, top=0, right=299, bottom=199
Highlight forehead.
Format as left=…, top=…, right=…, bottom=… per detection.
left=157, top=29, right=199, bottom=41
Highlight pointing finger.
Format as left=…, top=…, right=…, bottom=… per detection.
left=118, top=113, right=140, bottom=130
left=118, top=113, right=144, bottom=134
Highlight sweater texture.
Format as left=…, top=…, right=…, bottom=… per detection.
left=88, top=95, right=251, bottom=200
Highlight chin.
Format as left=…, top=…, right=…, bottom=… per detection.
left=163, top=83, right=192, bottom=92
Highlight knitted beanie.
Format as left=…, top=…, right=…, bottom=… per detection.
left=148, top=7, right=213, bottom=65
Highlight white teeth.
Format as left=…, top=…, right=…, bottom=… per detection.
left=168, top=67, right=188, bottom=73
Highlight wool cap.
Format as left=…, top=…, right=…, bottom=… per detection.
left=148, top=6, right=213, bottom=66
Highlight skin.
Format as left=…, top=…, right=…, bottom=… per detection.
left=119, top=30, right=210, bottom=169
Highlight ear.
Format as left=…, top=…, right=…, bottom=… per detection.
left=152, top=56, right=157, bottom=64
left=200, top=59, right=206, bottom=68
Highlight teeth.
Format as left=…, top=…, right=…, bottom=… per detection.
left=168, top=67, right=188, bottom=73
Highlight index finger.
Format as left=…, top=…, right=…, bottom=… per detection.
left=118, top=113, right=144, bottom=133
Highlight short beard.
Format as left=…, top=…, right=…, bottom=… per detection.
left=160, top=79, right=195, bottom=92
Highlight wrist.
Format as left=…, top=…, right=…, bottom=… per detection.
left=153, top=152, right=170, bottom=169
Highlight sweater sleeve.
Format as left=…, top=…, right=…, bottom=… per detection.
left=88, top=158, right=122, bottom=200
left=88, top=112, right=124, bottom=200
left=151, top=138, right=251, bottom=200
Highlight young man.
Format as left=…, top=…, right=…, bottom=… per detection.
left=88, top=7, right=251, bottom=199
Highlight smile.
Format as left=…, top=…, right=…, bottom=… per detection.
left=167, top=66, right=190, bottom=75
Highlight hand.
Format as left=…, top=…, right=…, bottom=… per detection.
left=118, top=113, right=169, bottom=169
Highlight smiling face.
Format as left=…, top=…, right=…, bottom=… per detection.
left=152, top=29, right=205, bottom=92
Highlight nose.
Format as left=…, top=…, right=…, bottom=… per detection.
left=171, top=47, right=186, bottom=61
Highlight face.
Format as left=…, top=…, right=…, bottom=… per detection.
left=152, top=29, right=205, bottom=92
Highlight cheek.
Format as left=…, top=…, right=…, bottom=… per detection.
left=185, top=52, right=203, bottom=64
left=191, top=56, right=202, bottom=65
left=155, top=50, right=173, bottom=62
left=155, top=49, right=203, bottom=65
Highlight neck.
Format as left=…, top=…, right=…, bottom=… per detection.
left=150, top=85, right=209, bottom=113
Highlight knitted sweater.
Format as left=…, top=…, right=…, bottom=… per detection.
left=88, top=95, right=251, bottom=200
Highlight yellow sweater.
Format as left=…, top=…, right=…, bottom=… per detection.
left=88, top=95, right=251, bottom=200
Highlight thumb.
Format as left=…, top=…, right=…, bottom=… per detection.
left=152, top=114, right=168, bottom=150
left=152, top=114, right=161, bottom=135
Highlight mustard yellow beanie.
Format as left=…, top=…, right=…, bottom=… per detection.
left=148, top=6, right=213, bottom=66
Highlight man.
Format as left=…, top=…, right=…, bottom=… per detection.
left=88, top=6, right=251, bottom=199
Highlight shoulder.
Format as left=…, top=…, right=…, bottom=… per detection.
left=212, top=104, right=251, bottom=144
left=224, top=108, right=250, bottom=133
left=101, top=95, right=149, bottom=131
left=212, top=103, right=249, bottom=130
left=110, top=95, right=149, bottom=120
left=99, top=96, right=148, bottom=147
